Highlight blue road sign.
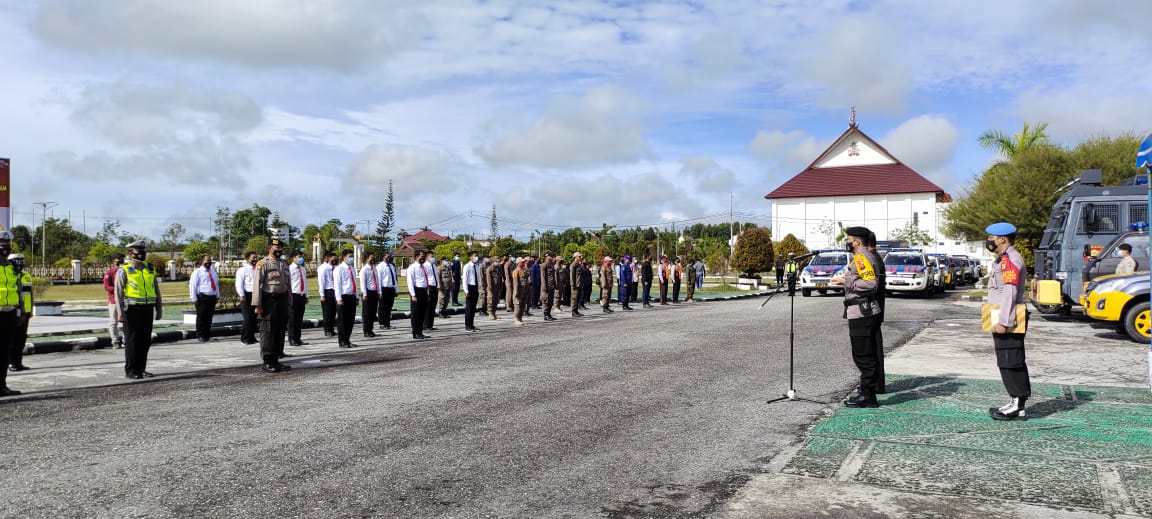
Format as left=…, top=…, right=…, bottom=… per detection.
left=1138, top=132, right=1152, bottom=168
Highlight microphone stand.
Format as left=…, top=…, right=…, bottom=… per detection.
left=766, top=259, right=828, bottom=405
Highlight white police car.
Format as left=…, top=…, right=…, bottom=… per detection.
left=800, top=250, right=851, bottom=297
left=884, top=248, right=935, bottom=296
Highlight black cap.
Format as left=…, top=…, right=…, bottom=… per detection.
left=845, top=226, right=871, bottom=238
left=269, top=238, right=283, bottom=247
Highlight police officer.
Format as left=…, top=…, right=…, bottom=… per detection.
left=236, top=251, right=259, bottom=344
left=599, top=256, right=615, bottom=314
left=540, top=253, right=557, bottom=321
left=7, top=253, right=32, bottom=372
left=513, top=259, right=530, bottom=326
left=288, top=250, right=309, bottom=346
left=252, top=238, right=293, bottom=372
left=317, top=251, right=337, bottom=337
left=570, top=254, right=585, bottom=317
left=360, top=251, right=380, bottom=337
left=684, top=257, right=697, bottom=303
left=556, top=258, right=570, bottom=310
left=406, top=250, right=431, bottom=339
left=376, top=252, right=399, bottom=330
left=188, top=254, right=220, bottom=342
left=775, top=256, right=786, bottom=286
left=0, top=232, right=23, bottom=395
left=640, top=254, right=654, bottom=308
left=485, top=255, right=502, bottom=320
left=985, top=222, right=1030, bottom=420
left=830, top=227, right=882, bottom=408
left=437, top=257, right=454, bottom=320
left=504, top=254, right=516, bottom=314
left=333, top=249, right=359, bottom=348
left=114, top=240, right=163, bottom=380
left=617, top=255, right=633, bottom=310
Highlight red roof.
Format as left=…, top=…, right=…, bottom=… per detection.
left=764, top=125, right=945, bottom=200
left=765, top=163, right=945, bottom=199
left=402, top=230, right=449, bottom=244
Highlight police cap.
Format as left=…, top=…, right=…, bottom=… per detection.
left=127, top=239, right=147, bottom=250
left=269, top=238, right=283, bottom=247
left=985, top=222, right=1017, bottom=236
left=844, top=226, right=872, bottom=238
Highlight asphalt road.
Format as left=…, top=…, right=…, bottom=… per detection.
left=0, top=292, right=944, bottom=518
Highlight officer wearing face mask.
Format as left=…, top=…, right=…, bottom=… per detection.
left=7, top=253, right=32, bottom=372
left=235, top=251, right=260, bottom=345
left=188, top=254, right=220, bottom=342
left=332, top=249, right=359, bottom=348
left=252, top=238, right=293, bottom=372
left=984, top=222, right=1030, bottom=421
left=0, top=231, right=23, bottom=395
left=830, top=227, right=883, bottom=408
left=114, top=240, right=164, bottom=380
left=288, top=250, right=309, bottom=346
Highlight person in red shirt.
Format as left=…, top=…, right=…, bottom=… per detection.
left=103, top=253, right=125, bottom=348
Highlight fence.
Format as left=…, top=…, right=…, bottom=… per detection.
left=30, top=261, right=324, bottom=283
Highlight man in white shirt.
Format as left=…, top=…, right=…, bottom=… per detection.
left=317, top=251, right=337, bottom=337
left=288, top=250, right=309, bottom=346
left=235, top=251, right=259, bottom=344
left=188, top=255, right=220, bottom=342
left=424, top=255, right=440, bottom=331
left=376, top=252, right=399, bottom=330
left=407, top=250, right=431, bottom=339
left=359, top=251, right=380, bottom=338
left=462, top=251, right=482, bottom=332
left=332, top=249, right=359, bottom=348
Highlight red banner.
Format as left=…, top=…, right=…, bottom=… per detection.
left=0, top=158, right=9, bottom=231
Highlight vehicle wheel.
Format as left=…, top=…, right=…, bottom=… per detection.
left=801, top=288, right=811, bottom=297
left=817, top=289, right=827, bottom=295
left=1032, top=303, right=1066, bottom=315
left=1123, top=301, right=1151, bottom=343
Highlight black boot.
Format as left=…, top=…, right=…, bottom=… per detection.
left=844, top=391, right=879, bottom=408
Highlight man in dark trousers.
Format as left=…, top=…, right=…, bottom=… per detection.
left=188, top=254, right=220, bottom=342
left=407, top=250, right=431, bottom=339
left=333, top=249, right=359, bottom=348
left=252, top=238, right=293, bottom=372
left=530, top=255, right=542, bottom=309
left=377, top=252, right=398, bottom=330
left=288, top=250, right=309, bottom=346
left=235, top=251, right=259, bottom=344
left=775, top=256, right=786, bottom=286
left=7, top=253, right=32, bottom=372
left=462, top=250, right=482, bottom=331
left=450, top=254, right=463, bottom=306
left=640, top=254, right=654, bottom=308
left=104, top=253, right=125, bottom=348
left=317, top=251, right=337, bottom=337
left=359, top=251, right=380, bottom=338
left=570, top=253, right=585, bottom=317
left=114, top=240, right=163, bottom=380
left=541, top=253, right=557, bottom=321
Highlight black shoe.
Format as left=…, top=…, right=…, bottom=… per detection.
left=571, top=311, right=579, bottom=317
left=198, top=338, right=210, bottom=343
left=323, top=332, right=336, bottom=337
left=465, top=327, right=477, bottom=332
left=9, top=364, right=29, bottom=371
left=603, top=308, right=613, bottom=314
left=844, top=394, right=879, bottom=408
left=113, top=341, right=124, bottom=349
left=125, top=372, right=144, bottom=380
left=660, top=303, right=668, bottom=306
left=990, top=409, right=1026, bottom=421
left=0, top=387, right=21, bottom=396
left=278, top=353, right=294, bottom=358
left=276, top=363, right=292, bottom=371
left=364, top=331, right=378, bottom=338
left=425, top=327, right=437, bottom=331
left=346, top=342, right=357, bottom=348
left=644, top=304, right=652, bottom=308
left=623, top=306, right=633, bottom=311
left=262, top=363, right=282, bottom=373
left=140, top=371, right=154, bottom=378
left=381, top=325, right=392, bottom=330
left=413, top=334, right=426, bottom=340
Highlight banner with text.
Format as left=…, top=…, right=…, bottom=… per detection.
left=0, top=158, right=9, bottom=232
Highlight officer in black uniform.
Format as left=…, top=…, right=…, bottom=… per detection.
left=114, top=240, right=163, bottom=380
left=253, top=237, right=293, bottom=373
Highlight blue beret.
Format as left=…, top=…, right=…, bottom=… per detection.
left=985, top=222, right=1017, bottom=236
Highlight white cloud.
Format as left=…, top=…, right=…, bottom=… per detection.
left=794, top=14, right=912, bottom=115
left=474, top=85, right=652, bottom=169
left=344, top=144, right=460, bottom=201
left=1014, top=88, right=1152, bottom=144
left=880, top=114, right=959, bottom=172
left=33, top=0, right=424, bottom=71
left=42, top=136, right=250, bottom=185
left=748, top=129, right=823, bottom=175
left=680, top=156, right=735, bottom=194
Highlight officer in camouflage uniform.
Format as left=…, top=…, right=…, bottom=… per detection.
left=830, top=226, right=883, bottom=408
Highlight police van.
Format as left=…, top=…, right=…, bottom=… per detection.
left=883, top=248, right=935, bottom=296
left=799, top=249, right=850, bottom=297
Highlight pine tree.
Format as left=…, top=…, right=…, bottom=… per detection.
left=375, top=180, right=395, bottom=251
left=490, top=204, right=499, bottom=241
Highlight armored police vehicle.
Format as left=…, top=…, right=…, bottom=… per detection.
left=1032, top=169, right=1148, bottom=313
left=799, top=249, right=850, bottom=297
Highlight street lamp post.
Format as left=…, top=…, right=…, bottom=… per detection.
left=34, top=201, right=58, bottom=267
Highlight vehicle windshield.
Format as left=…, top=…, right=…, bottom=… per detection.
left=886, top=254, right=924, bottom=266
left=811, top=253, right=848, bottom=266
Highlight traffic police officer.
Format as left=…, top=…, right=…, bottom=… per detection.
left=252, top=238, right=293, bottom=372
left=7, top=254, right=32, bottom=372
left=0, top=231, right=23, bottom=395
left=114, top=240, right=163, bottom=380
left=985, top=222, right=1030, bottom=420
left=830, top=227, right=883, bottom=408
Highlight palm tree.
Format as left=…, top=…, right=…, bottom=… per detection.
left=978, top=122, right=1051, bottom=160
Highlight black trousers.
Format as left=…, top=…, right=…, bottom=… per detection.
left=362, top=291, right=379, bottom=334
left=194, top=295, right=217, bottom=340
left=776, top=270, right=785, bottom=285
left=322, top=289, right=337, bottom=335
left=848, top=315, right=882, bottom=394
left=560, top=284, right=570, bottom=306
left=673, top=280, right=681, bottom=302
left=464, top=286, right=479, bottom=328
left=452, top=281, right=461, bottom=305
left=259, top=293, right=289, bottom=362
left=583, top=284, right=592, bottom=306
left=0, top=310, right=16, bottom=387
left=124, top=304, right=155, bottom=375
left=630, top=282, right=638, bottom=303
left=240, top=292, right=257, bottom=343
left=410, top=289, right=428, bottom=336
left=873, top=326, right=886, bottom=393
left=338, top=295, right=357, bottom=344
left=994, top=333, right=1031, bottom=399
left=10, top=315, right=28, bottom=367
left=424, top=288, right=437, bottom=329
left=289, top=293, right=306, bottom=342
left=379, top=287, right=396, bottom=328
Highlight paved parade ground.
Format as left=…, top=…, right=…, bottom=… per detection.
left=2, top=294, right=1150, bottom=518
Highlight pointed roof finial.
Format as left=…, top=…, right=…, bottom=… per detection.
left=849, top=106, right=857, bottom=128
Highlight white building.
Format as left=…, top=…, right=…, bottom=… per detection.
left=764, top=115, right=980, bottom=257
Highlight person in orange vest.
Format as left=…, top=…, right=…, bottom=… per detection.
left=672, top=256, right=683, bottom=303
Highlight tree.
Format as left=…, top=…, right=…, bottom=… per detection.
left=890, top=221, right=932, bottom=247
left=246, top=235, right=268, bottom=254
left=433, top=240, right=469, bottom=261
left=86, top=242, right=120, bottom=265
left=161, top=222, right=186, bottom=257
left=730, top=227, right=774, bottom=276
left=374, top=180, right=396, bottom=252
left=978, top=121, right=1050, bottom=160
left=183, top=241, right=214, bottom=262
left=774, top=233, right=809, bottom=261
left=29, top=217, right=92, bottom=265
left=230, top=204, right=272, bottom=254
left=489, top=204, right=498, bottom=241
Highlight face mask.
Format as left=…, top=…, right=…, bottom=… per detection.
left=203, top=262, right=212, bottom=269
left=472, top=256, right=479, bottom=263
left=135, top=251, right=148, bottom=261
left=271, top=249, right=282, bottom=258
left=984, top=239, right=998, bottom=253
left=296, top=257, right=305, bottom=265
left=346, top=257, right=354, bottom=265
left=454, top=255, right=460, bottom=261
left=844, top=241, right=855, bottom=253
left=249, top=258, right=258, bottom=266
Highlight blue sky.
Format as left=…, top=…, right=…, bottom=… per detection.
left=3, top=0, right=1151, bottom=242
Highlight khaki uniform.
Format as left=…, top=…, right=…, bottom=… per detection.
left=438, top=263, right=454, bottom=316
left=505, top=259, right=516, bottom=313
left=542, top=259, right=557, bottom=316
left=556, top=263, right=570, bottom=309
left=513, top=264, right=530, bottom=324
left=485, top=261, right=502, bottom=318
left=599, top=262, right=614, bottom=308
left=571, top=260, right=586, bottom=307
left=685, top=263, right=697, bottom=302
left=253, top=254, right=292, bottom=363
